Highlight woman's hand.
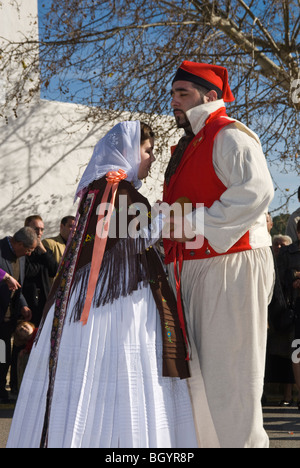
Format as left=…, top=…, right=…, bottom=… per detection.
left=4, top=274, right=21, bottom=291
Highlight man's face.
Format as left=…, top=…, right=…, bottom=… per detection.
left=28, top=219, right=45, bottom=241
left=171, top=80, right=205, bottom=128
left=14, top=240, right=38, bottom=258
left=60, top=218, right=75, bottom=242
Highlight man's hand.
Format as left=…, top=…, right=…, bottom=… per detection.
left=35, top=239, right=47, bottom=254
left=157, top=198, right=196, bottom=243
left=293, top=279, right=300, bottom=289
left=166, top=215, right=196, bottom=243
left=21, top=306, right=32, bottom=321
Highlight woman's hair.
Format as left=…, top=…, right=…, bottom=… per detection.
left=140, top=122, right=154, bottom=143
left=272, top=234, right=292, bottom=246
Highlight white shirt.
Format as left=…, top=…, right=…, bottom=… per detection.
left=185, top=100, right=274, bottom=253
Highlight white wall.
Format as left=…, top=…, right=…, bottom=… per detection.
left=0, top=0, right=39, bottom=104
left=0, top=99, right=113, bottom=236
left=0, top=0, right=38, bottom=42
left=0, top=1, right=174, bottom=238
left=0, top=96, right=172, bottom=237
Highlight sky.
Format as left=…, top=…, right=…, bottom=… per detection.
left=37, top=0, right=299, bottom=216
left=269, top=169, right=299, bottom=215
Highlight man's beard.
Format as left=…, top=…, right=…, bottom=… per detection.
left=174, top=110, right=190, bottom=129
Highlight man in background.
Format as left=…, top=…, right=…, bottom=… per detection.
left=286, top=186, right=300, bottom=242
left=0, top=227, right=37, bottom=403
left=43, top=216, right=75, bottom=265
left=23, top=216, right=58, bottom=326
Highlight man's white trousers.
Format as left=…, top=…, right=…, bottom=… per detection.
left=168, top=247, right=274, bottom=448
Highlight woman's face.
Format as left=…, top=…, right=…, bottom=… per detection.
left=138, top=138, right=155, bottom=180
left=17, top=322, right=34, bottom=340
left=272, top=238, right=290, bottom=257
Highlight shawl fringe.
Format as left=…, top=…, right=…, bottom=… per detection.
left=69, top=236, right=152, bottom=322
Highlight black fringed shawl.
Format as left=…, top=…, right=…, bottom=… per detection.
left=38, top=177, right=189, bottom=448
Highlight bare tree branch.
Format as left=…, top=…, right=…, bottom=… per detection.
left=1, top=0, right=299, bottom=195
left=190, top=0, right=293, bottom=88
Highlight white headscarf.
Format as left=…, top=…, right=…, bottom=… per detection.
left=75, top=121, right=142, bottom=200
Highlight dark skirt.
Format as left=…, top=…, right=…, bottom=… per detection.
left=265, top=354, right=295, bottom=384
left=295, top=297, right=300, bottom=340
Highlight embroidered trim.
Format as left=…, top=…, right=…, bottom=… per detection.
left=40, top=191, right=97, bottom=448
left=165, top=322, right=173, bottom=343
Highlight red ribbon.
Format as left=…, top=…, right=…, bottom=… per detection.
left=80, top=169, right=127, bottom=325
left=173, top=242, right=190, bottom=361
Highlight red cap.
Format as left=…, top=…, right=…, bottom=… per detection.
left=173, top=61, right=235, bottom=102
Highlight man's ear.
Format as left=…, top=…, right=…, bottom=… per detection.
left=205, top=90, right=218, bottom=102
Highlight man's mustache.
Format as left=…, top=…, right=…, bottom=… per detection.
left=173, top=109, right=185, bottom=115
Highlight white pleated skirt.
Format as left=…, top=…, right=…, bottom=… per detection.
left=7, top=285, right=198, bottom=448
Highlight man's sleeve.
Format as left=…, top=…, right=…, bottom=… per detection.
left=186, top=125, right=274, bottom=253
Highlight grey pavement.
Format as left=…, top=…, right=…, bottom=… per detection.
left=264, top=405, right=300, bottom=448
left=0, top=403, right=299, bottom=448
left=0, top=405, right=14, bottom=449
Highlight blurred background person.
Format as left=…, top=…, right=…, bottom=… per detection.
left=43, top=216, right=75, bottom=265
left=278, top=220, right=300, bottom=410
left=265, top=234, right=295, bottom=406
left=286, top=187, right=300, bottom=242
left=22, top=216, right=58, bottom=326
left=0, top=227, right=37, bottom=403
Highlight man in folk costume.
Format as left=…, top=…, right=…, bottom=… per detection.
left=163, top=61, right=275, bottom=448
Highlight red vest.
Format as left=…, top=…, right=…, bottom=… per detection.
left=163, top=107, right=251, bottom=265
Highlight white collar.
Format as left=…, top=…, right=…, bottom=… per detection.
left=186, top=99, right=261, bottom=145
left=186, top=99, right=226, bottom=135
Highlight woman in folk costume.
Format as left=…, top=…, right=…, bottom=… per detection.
left=7, top=121, right=198, bottom=449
